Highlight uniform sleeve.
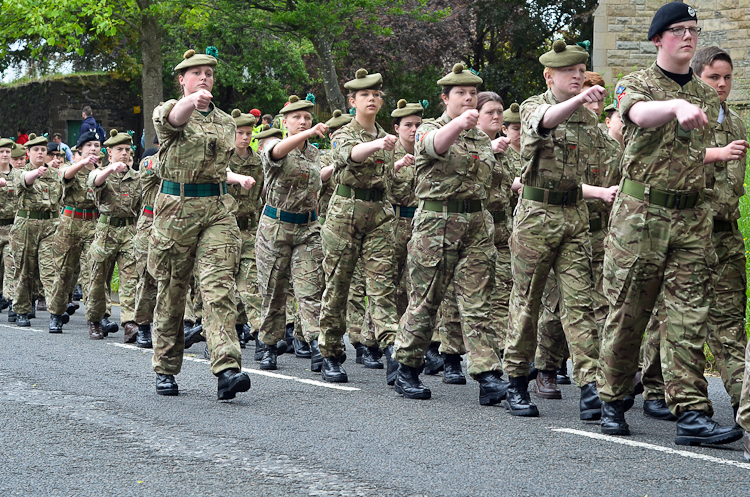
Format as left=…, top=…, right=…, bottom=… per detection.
left=14, top=169, right=31, bottom=191
left=87, top=168, right=106, bottom=191
left=616, top=74, right=652, bottom=126
left=152, top=99, right=184, bottom=144
left=415, top=122, right=448, bottom=160
left=58, top=165, right=76, bottom=185
left=521, top=96, right=553, bottom=139
left=331, top=127, right=362, bottom=166
left=261, top=138, right=285, bottom=170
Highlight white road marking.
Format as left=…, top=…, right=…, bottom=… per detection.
left=553, top=427, right=750, bottom=470
left=110, top=342, right=361, bottom=392
left=0, top=322, right=45, bottom=332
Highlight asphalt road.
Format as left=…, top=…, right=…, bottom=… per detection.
left=1, top=304, right=748, bottom=497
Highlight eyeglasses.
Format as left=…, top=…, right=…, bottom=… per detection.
left=665, top=27, right=701, bottom=37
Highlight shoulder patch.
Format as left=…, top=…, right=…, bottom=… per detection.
left=616, top=86, right=625, bottom=95
left=332, top=141, right=337, bottom=149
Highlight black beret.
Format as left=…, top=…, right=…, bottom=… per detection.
left=76, top=130, right=102, bottom=149
left=648, top=2, right=698, bottom=41
left=47, top=142, right=60, bottom=153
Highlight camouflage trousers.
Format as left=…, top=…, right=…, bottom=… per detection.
left=319, top=196, right=398, bottom=357
left=0, top=224, right=15, bottom=301
left=86, top=222, right=137, bottom=324
left=149, top=193, right=242, bottom=376
left=590, top=227, right=610, bottom=331
left=534, top=272, right=570, bottom=371
left=184, top=274, right=203, bottom=324
left=10, top=217, right=58, bottom=314
left=285, top=294, right=304, bottom=341
left=737, top=340, right=750, bottom=430
left=597, top=194, right=715, bottom=416
left=394, top=209, right=502, bottom=378
left=640, top=224, right=747, bottom=407
left=235, top=221, right=261, bottom=331
left=48, top=215, right=96, bottom=316
left=256, top=214, right=324, bottom=345
left=505, top=197, right=599, bottom=387
left=134, top=215, right=157, bottom=325
left=347, top=257, right=371, bottom=346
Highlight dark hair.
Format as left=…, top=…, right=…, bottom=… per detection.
left=604, top=107, right=618, bottom=119
left=476, top=91, right=503, bottom=113
left=82, top=106, right=93, bottom=117
left=691, top=46, right=733, bottom=76
left=392, top=114, right=422, bottom=129
left=52, top=132, right=62, bottom=139
left=262, top=114, right=273, bottom=124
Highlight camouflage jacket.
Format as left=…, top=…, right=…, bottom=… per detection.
left=414, top=112, right=493, bottom=201
left=15, top=164, right=62, bottom=212
left=505, top=146, right=523, bottom=177
left=88, top=166, right=141, bottom=218
left=332, top=119, right=393, bottom=192
left=706, top=102, right=747, bottom=221
left=520, top=89, right=599, bottom=191
left=58, top=164, right=99, bottom=210
left=587, top=129, right=623, bottom=217
left=228, top=148, right=264, bottom=221
left=261, top=138, right=321, bottom=213
left=389, top=139, right=417, bottom=207
left=318, top=151, right=335, bottom=219
left=153, top=101, right=235, bottom=184
left=487, top=149, right=513, bottom=213
left=617, top=62, right=719, bottom=192
left=0, top=167, right=16, bottom=219
left=139, top=155, right=160, bottom=212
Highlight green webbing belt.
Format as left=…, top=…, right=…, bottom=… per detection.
left=335, top=184, right=385, bottom=202
left=420, top=199, right=483, bottom=213
left=99, top=214, right=136, bottom=227
left=17, top=210, right=57, bottom=220
left=490, top=210, right=507, bottom=223
left=621, top=178, right=701, bottom=209
left=713, top=219, right=736, bottom=233
left=521, top=185, right=581, bottom=206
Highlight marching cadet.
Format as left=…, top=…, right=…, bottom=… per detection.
left=150, top=48, right=250, bottom=400
left=597, top=3, right=746, bottom=446
left=393, top=64, right=506, bottom=404
left=47, top=130, right=101, bottom=334
left=11, top=135, right=62, bottom=327
left=256, top=96, right=325, bottom=372
left=0, top=139, right=16, bottom=313
left=5, top=142, right=26, bottom=321
left=85, top=130, right=140, bottom=340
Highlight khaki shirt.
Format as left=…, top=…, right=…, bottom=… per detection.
left=707, top=102, right=746, bottom=221
left=58, top=164, right=98, bottom=210
left=88, top=167, right=141, bottom=218
left=318, top=152, right=335, bottom=219
left=414, top=112, right=493, bottom=201
left=228, top=148, right=264, bottom=221
left=389, top=140, right=417, bottom=207
left=487, top=149, right=513, bottom=213
left=617, top=62, right=719, bottom=192
left=153, top=101, right=235, bottom=184
left=331, top=119, right=393, bottom=192
left=261, top=138, right=321, bottom=213
left=587, top=130, right=623, bottom=217
left=139, top=156, right=160, bottom=211
left=15, top=164, right=62, bottom=212
left=0, top=167, right=16, bottom=219
left=520, top=89, right=599, bottom=190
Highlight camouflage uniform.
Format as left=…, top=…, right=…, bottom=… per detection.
left=133, top=155, right=159, bottom=325
left=394, top=112, right=501, bottom=378
left=505, top=89, right=600, bottom=387
left=597, top=63, right=720, bottom=416
left=150, top=101, right=242, bottom=376
left=228, top=148, right=264, bottom=332
left=256, top=137, right=324, bottom=345
left=11, top=165, right=62, bottom=315
left=47, top=163, right=100, bottom=317
left=640, top=99, right=747, bottom=409
left=318, top=120, right=398, bottom=358
left=738, top=340, right=750, bottom=430
left=0, top=167, right=16, bottom=302
left=85, top=165, right=141, bottom=324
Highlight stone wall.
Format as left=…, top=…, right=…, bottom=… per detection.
left=593, top=0, right=750, bottom=107
left=0, top=74, right=141, bottom=143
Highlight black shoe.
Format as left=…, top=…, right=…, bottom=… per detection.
left=675, top=411, right=743, bottom=446
left=235, top=324, right=246, bottom=349
left=240, top=324, right=253, bottom=346
left=394, top=363, right=431, bottom=400
left=384, top=345, right=398, bottom=385
left=293, top=337, right=311, bottom=358
left=136, top=324, right=152, bottom=348
left=310, top=339, right=323, bottom=372
left=72, top=284, right=83, bottom=301
left=184, top=323, right=205, bottom=349
left=623, top=395, right=635, bottom=413
left=7, top=302, right=15, bottom=322
left=527, top=362, right=538, bottom=381
left=643, top=399, right=677, bottom=421
left=156, top=374, right=178, bottom=396
left=66, top=302, right=77, bottom=316
left=354, top=343, right=365, bottom=364
left=442, top=354, right=467, bottom=385
left=254, top=336, right=266, bottom=361
left=0, top=294, right=8, bottom=311
left=580, top=382, right=602, bottom=421
left=101, top=317, right=118, bottom=336
left=61, top=313, right=70, bottom=324
left=556, top=363, right=572, bottom=385
left=363, top=346, right=384, bottom=369
left=321, top=356, right=348, bottom=383
left=16, top=313, right=30, bottom=327
left=217, top=368, right=251, bottom=400
left=259, top=344, right=278, bottom=370
left=503, top=375, right=539, bottom=417
left=284, top=322, right=295, bottom=348
left=601, top=400, right=630, bottom=435
left=477, top=371, right=508, bottom=406
left=276, top=339, right=289, bottom=355
left=49, top=314, right=64, bottom=334
left=423, top=342, right=444, bottom=375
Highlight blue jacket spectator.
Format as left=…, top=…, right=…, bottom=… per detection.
left=80, top=105, right=106, bottom=143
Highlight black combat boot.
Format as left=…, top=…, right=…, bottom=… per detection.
left=556, top=362, right=571, bottom=385
left=16, top=313, right=30, bottom=327
left=321, top=356, right=348, bottom=383
left=423, top=342, right=444, bottom=375
left=527, top=362, right=538, bottom=381
left=362, top=346, right=384, bottom=369
left=0, top=294, right=8, bottom=311
left=580, top=382, right=602, bottom=420
left=49, top=314, right=65, bottom=334
left=259, top=344, right=278, bottom=371
left=601, top=400, right=630, bottom=435
left=674, top=411, right=743, bottom=446
left=503, top=375, right=539, bottom=417
left=136, top=324, right=152, bottom=348
left=254, top=336, right=266, bottom=361
left=217, top=369, right=251, bottom=400
left=72, top=284, right=83, bottom=301
left=284, top=322, right=294, bottom=348
left=394, top=363, right=431, bottom=400
left=384, top=345, right=398, bottom=385
left=184, top=322, right=205, bottom=349
left=235, top=324, right=247, bottom=349
left=354, top=342, right=365, bottom=364
left=643, top=399, right=677, bottom=421
left=442, top=354, right=467, bottom=385
left=7, top=301, right=15, bottom=322
left=293, top=337, right=311, bottom=358
left=101, top=316, right=118, bottom=336
left=477, top=371, right=508, bottom=406
left=156, top=374, right=178, bottom=396
left=310, top=339, right=323, bottom=372
left=66, top=301, right=78, bottom=316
